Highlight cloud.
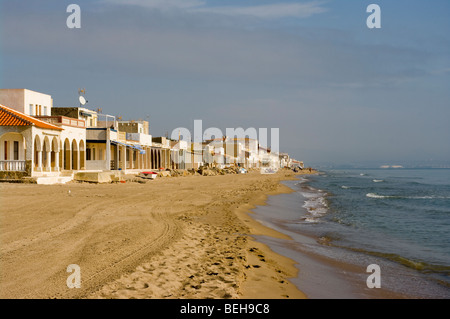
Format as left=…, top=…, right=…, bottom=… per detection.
left=101, top=0, right=205, bottom=10
left=3, top=0, right=449, bottom=164
left=99, top=0, right=327, bottom=19
left=1, top=5, right=429, bottom=91
left=190, top=2, right=327, bottom=19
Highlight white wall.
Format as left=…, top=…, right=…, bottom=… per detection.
left=0, top=89, right=52, bottom=116
left=60, top=126, right=86, bottom=147
left=24, top=89, right=53, bottom=116
left=126, top=133, right=152, bottom=146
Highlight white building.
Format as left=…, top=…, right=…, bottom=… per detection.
left=0, top=89, right=86, bottom=179
left=0, top=88, right=53, bottom=116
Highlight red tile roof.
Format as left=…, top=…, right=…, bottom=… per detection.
left=0, top=104, right=63, bottom=130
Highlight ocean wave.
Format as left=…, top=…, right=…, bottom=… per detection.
left=302, top=195, right=329, bottom=220
left=366, top=193, right=392, bottom=199
left=295, top=178, right=309, bottom=185
left=346, top=247, right=450, bottom=275
left=366, top=193, right=450, bottom=199
left=373, top=179, right=384, bottom=183
left=341, top=185, right=351, bottom=189
left=300, top=191, right=322, bottom=198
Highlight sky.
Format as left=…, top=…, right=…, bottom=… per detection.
left=1, top=0, right=449, bottom=166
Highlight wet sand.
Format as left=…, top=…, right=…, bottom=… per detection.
left=0, top=169, right=314, bottom=299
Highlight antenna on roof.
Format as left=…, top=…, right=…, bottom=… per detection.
left=78, top=88, right=87, bottom=106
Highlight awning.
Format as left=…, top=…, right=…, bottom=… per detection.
left=111, top=140, right=146, bottom=154
left=80, top=111, right=93, bottom=117
left=111, top=140, right=128, bottom=147
left=133, top=145, right=146, bottom=154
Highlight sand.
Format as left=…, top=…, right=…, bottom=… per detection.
left=0, top=169, right=315, bottom=299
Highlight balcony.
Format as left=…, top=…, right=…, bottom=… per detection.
left=0, top=160, right=26, bottom=171
left=35, top=116, right=86, bottom=128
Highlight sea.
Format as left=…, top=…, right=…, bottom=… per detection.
left=251, top=168, right=450, bottom=299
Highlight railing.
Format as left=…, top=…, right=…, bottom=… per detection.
left=0, top=160, right=26, bottom=171
left=35, top=116, right=86, bottom=128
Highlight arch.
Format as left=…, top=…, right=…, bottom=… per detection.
left=34, top=135, right=42, bottom=169
left=71, top=139, right=79, bottom=170
left=151, top=149, right=156, bottom=169
left=59, top=140, right=63, bottom=170
left=34, top=135, right=42, bottom=152
left=42, top=136, right=52, bottom=171
left=52, top=137, right=59, bottom=152
left=43, top=136, right=51, bottom=152
left=51, top=137, right=59, bottom=170
left=79, top=140, right=85, bottom=170
left=63, top=138, right=71, bottom=170
left=156, top=149, right=160, bottom=169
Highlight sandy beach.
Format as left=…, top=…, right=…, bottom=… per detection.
left=0, top=169, right=315, bottom=299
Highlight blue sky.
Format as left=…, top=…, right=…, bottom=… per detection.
left=1, top=0, right=449, bottom=165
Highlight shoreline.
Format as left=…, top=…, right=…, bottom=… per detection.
left=4, top=168, right=424, bottom=299
left=88, top=169, right=315, bottom=299
left=85, top=169, right=314, bottom=299
left=0, top=168, right=315, bottom=299
left=4, top=167, right=427, bottom=299
left=232, top=173, right=311, bottom=299
left=249, top=174, right=446, bottom=299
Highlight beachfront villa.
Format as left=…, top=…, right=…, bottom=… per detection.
left=0, top=89, right=86, bottom=182
left=0, top=88, right=304, bottom=182
left=0, top=88, right=185, bottom=182
left=0, top=103, right=62, bottom=177
left=0, top=89, right=165, bottom=182
left=202, top=137, right=300, bottom=170
left=117, top=121, right=171, bottom=170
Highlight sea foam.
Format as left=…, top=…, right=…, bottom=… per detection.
left=301, top=191, right=329, bottom=222
left=366, top=193, right=450, bottom=200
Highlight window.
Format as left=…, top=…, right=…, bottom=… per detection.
left=99, top=149, right=103, bottom=160
left=29, top=104, right=34, bottom=115
left=4, top=141, right=7, bottom=160
left=86, top=148, right=91, bottom=160
left=14, top=141, right=19, bottom=160
left=92, top=149, right=96, bottom=161
left=44, top=106, right=48, bottom=115
left=39, top=105, right=42, bottom=116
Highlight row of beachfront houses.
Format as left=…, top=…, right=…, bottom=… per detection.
left=0, top=88, right=303, bottom=182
